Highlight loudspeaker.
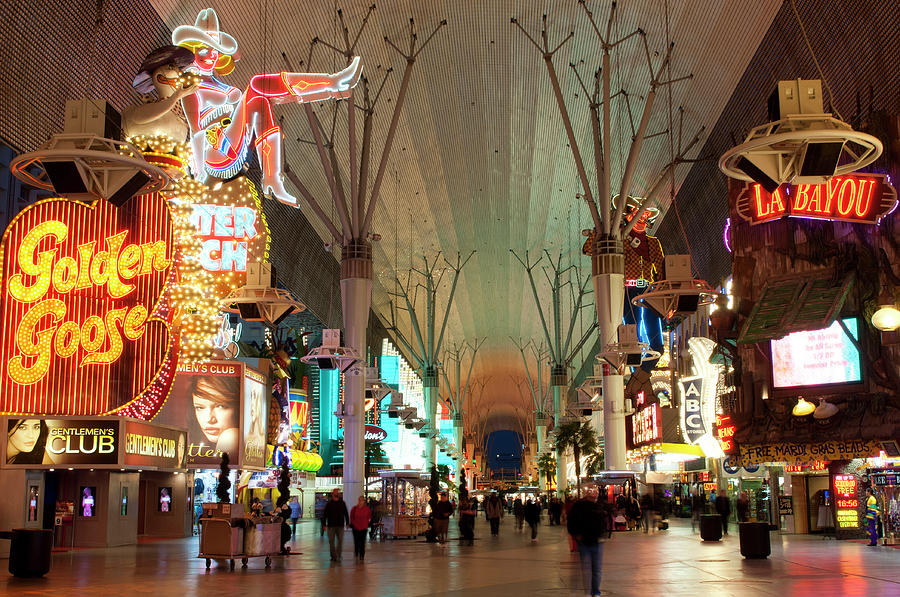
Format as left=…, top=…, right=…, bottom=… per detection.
left=268, top=304, right=294, bottom=327
left=799, top=142, right=844, bottom=178
left=44, top=160, right=88, bottom=195
left=581, top=408, right=592, bottom=417
left=237, top=303, right=261, bottom=320
left=737, top=156, right=780, bottom=193
left=625, top=353, right=643, bottom=367
left=107, top=170, right=151, bottom=206
left=315, top=356, right=337, bottom=370
left=676, top=294, right=700, bottom=313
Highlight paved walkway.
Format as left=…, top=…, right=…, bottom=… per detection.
left=0, top=517, right=896, bottom=596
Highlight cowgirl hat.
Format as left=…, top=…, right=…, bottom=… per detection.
left=172, top=8, right=240, bottom=58
left=132, top=45, right=195, bottom=93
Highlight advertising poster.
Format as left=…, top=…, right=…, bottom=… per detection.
left=155, top=362, right=242, bottom=466
left=6, top=418, right=118, bottom=466
left=771, top=319, right=862, bottom=388
left=242, top=369, right=267, bottom=470
left=123, top=421, right=187, bottom=469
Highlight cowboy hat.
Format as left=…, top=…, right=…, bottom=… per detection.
left=172, top=8, right=239, bottom=56
left=132, top=45, right=195, bottom=93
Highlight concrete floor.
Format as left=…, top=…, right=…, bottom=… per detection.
left=1, top=517, right=897, bottom=596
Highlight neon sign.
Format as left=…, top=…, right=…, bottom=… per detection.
left=172, top=8, right=362, bottom=206
left=714, top=414, right=736, bottom=452
left=833, top=474, right=859, bottom=528
left=632, top=403, right=660, bottom=447
left=192, top=204, right=259, bottom=272
left=736, top=174, right=896, bottom=226
left=0, top=196, right=173, bottom=415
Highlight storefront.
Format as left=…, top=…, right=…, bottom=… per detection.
left=1, top=417, right=190, bottom=551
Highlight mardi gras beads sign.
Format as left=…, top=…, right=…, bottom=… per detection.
left=0, top=195, right=173, bottom=415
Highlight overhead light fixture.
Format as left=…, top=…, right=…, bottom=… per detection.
left=631, top=255, right=720, bottom=322
left=813, top=397, right=839, bottom=419
left=871, top=289, right=900, bottom=332
left=720, top=80, right=882, bottom=188
left=222, top=262, right=305, bottom=327
left=792, top=396, right=816, bottom=416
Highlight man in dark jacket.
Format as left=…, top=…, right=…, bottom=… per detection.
left=524, top=498, right=542, bottom=542
left=567, top=485, right=607, bottom=597
left=433, top=492, right=454, bottom=544
left=323, top=488, right=350, bottom=561
left=715, top=492, right=732, bottom=536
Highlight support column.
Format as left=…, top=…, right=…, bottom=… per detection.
left=551, top=365, right=567, bottom=495
left=423, top=367, right=439, bottom=469
left=340, top=241, right=372, bottom=506
left=454, top=423, right=465, bottom=485
left=535, top=416, right=548, bottom=491
left=592, top=235, right=625, bottom=471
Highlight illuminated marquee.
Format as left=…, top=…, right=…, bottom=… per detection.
left=0, top=196, right=173, bottom=415
left=833, top=474, right=860, bottom=529
left=191, top=203, right=261, bottom=273
left=714, top=414, right=736, bottom=453
left=736, top=174, right=897, bottom=226
left=632, top=403, right=660, bottom=447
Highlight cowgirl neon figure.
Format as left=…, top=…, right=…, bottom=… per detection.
left=173, top=9, right=361, bottom=206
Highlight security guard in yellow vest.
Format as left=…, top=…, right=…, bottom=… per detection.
left=865, top=487, right=880, bottom=546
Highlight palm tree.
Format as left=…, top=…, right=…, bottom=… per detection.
left=554, top=420, right=599, bottom=496
left=537, top=453, right=557, bottom=489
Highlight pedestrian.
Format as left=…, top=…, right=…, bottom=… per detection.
left=485, top=492, right=503, bottom=536
left=289, top=495, right=302, bottom=538
left=567, top=485, right=608, bottom=597
left=564, top=495, right=578, bottom=551
left=513, top=497, right=525, bottom=531
left=626, top=494, right=641, bottom=530
left=690, top=490, right=704, bottom=533
left=350, top=495, right=372, bottom=561
left=549, top=496, right=563, bottom=526
left=640, top=493, right=654, bottom=533
left=736, top=491, right=750, bottom=523
left=368, top=497, right=382, bottom=540
left=323, top=488, right=350, bottom=561
left=525, top=498, right=541, bottom=542
left=715, top=491, right=731, bottom=536
left=315, top=494, right=328, bottom=537
left=865, top=487, right=880, bottom=546
left=433, top=492, right=454, bottom=544
left=458, top=497, right=477, bottom=544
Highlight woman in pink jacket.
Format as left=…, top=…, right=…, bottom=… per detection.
left=350, top=496, right=372, bottom=561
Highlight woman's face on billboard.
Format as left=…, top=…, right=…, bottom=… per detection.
left=193, top=389, right=237, bottom=444
left=9, top=419, right=41, bottom=454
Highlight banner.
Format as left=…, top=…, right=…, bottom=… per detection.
left=680, top=376, right=705, bottom=444
left=736, top=439, right=881, bottom=466
left=5, top=418, right=118, bottom=466
left=242, top=368, right=267, bottom=469
left=123, top=421, right=187, bottom=469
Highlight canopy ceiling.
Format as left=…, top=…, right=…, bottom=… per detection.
left=150, top=0, right=782, bottom=436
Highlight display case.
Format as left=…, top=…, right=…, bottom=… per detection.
left=379, top=470, right=430, bottom=539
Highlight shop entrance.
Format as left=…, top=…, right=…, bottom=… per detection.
left=807, top=475, right=833, bottom=534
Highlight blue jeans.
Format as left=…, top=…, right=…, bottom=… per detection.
left=577, top=542, right=603, bottom=595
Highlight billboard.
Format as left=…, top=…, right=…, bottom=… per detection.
left=156, top=362, right=242, bottom=467
left=242, top=367, right=267, bottom=469
left=771, top=319, right=862, bottom=389
left=5, top=418, right=118, bottom=466
left=0, top=195, right=174, bottom=416
left=123, top=420, right=187, bottom=469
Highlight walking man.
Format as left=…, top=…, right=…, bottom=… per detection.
left=433, top=492, right=455, bottom=544
left=289, top=496, right=302, bottom=538
left=567, top=485, right=607, bottom=597
left=691, top=490, right=704, bottom=533
left=715, top=491, right=731, bottom=536
left=866, top=487, right=880, bottom=546
left=323, top=488, right=350, bottom=561
left=514, top=497, right=525, bottom=531
left=525, top=498, right=541, bottom=542
left=485, top=492, right=504, bottom=536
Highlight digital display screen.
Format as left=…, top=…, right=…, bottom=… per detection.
left=771, top=319, right=862, bottom=389
left=80, top=486, right=96, bottom=518
left=158, top=487, right=172, bottom=513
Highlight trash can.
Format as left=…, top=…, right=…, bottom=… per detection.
left=738, top=522, right=771, bottom=559
left=0, top=528, right=53, bottom=577
left=700, top=514, right=722, bottom=541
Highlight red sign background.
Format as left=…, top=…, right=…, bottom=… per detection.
left=0, top=195, right=173, bottom=415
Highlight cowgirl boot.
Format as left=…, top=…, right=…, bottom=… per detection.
left=255, top=127, right=298, bottom=206
left=250, top=57, right=362, bottom=105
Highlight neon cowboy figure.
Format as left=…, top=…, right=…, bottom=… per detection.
left=173, top=8, right=361, bottom=206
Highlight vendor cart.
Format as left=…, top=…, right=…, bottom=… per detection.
left=197, top=503, right=284, bottom=569
left=379, top=470, right=430, bottom=539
